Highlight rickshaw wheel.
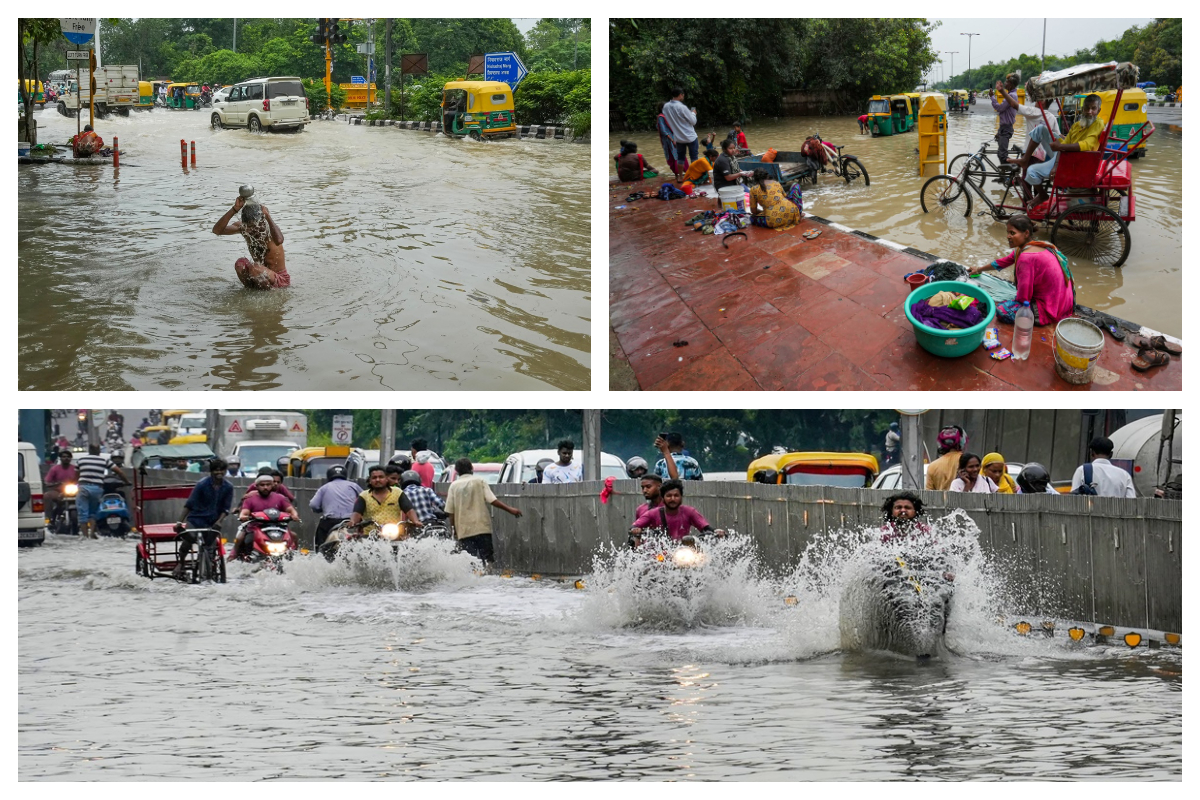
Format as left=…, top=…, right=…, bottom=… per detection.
left=1051, top=203, right=1130, bottom=268
left=920, top=175, right=972, bottom=222
left=136, top=552, right=145, bottom=577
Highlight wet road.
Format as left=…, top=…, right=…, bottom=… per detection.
left=19, top=108, right=590, bottom=390
left=611, top=108, right=1181, bottom=336
left=19, top=528, right=1181, bottom=780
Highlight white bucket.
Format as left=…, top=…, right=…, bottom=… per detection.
left=18, top=141, right=31, bottom=157
left=718, top=185, right=746, bottom=214
left=1053, top=317, right=1104, bottom=385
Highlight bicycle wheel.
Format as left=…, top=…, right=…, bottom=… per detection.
left=948, top=154, right=985, bottom=191
left=840, top=157, right=870, bottom=187
left=195, top=549, right=211, bottom=583
left=920, top=175, right=972, bottom=221
left=1051, top=203, right=1130, bottom=268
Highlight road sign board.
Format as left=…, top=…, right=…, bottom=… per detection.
left=351, top=75, right=365, bottom=84
left=484, top=51, right=528, bottom=90
left=332, top=415, right=353, bottom=445
left=60, top=18, right=96, bottom=45
left=65, top=50, right=90, bottom=61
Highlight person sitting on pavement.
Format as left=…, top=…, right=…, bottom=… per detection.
left=400, top=469, right=446, bottom=525
left=681, top=148, right=718, bottom=186
left=70, top=124, right=104, bottom=158
left=748, top=168, right=802, bottom=229
left=542, top=439, right=583, bottom=484
left=654, top=432, right=704, bottom=481
left=981, top=452, right=1019, bottom=494
left=349, top=466, right=421, bottom=530
left=712, top=137, right=752, bottom=193
left=615, top=140, right=656, bottom=182
left=1070, top=437, right=1135, bottom=498
left=232, top=473, right=301, bottom=559
left=625, top=456, right=649, bottom=480
left=926, top=426, right=966, bottom=491
left=949, top=452, right=997, bottom=493
left=1007, top=93, right=1104, bottom=209
left=173, top=459, right=233, bottom=578
left=1016, top=462, right=1057, bottom=494
left=969, top=215, right=1075, bottom=326
left=310, top=465, right=362, bottom=550
left=879, top=491, right=931, bottom=543
left=629, top=480, right=724, bottom=543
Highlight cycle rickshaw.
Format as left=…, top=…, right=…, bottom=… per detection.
left=130, top=450, right=227, bottom=583
left=920, top=62, right=1153, bottom=268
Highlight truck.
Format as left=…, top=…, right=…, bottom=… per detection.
left=56, top=65, right=140, bottom=118
left=1109, top=410, right=1182, bottom=498
left=207, top=411, right=308, bottom=474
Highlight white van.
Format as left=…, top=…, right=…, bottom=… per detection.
left=18, top=442, right=46, bottom=547
left=210, top=76, right=308, bottom=133
left=499, top=450, right=627, bottom=484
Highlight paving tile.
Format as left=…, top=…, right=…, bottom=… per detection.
left=609, top=283, right=684, bottom=330
left=692, top=290, right=778, bottom=331
left=791, top=251, right=853, bottom=281
left=711, top=304, right=796, bottom=354
left=756, top=230, right=810, bottom=254
left=817, top=307, right=910, bottom=368
left=626, top=327, right=724, bottom=389
left=645, top=347, right=756, bottom=391
left=782, top=351, right=884, bottom=391
left=612, top=307, right=709, bottom=357
left=817, top=261, right=882, bottom=298
left=784, top=293, right=864, bottom=337
left=736, top=328, right=833, bottom=390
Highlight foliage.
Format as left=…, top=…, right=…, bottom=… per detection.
left=567, top=110, right=591, bottom=138
left=513, top=69, right=590, bottom=124
left=393, top=72, right=463, bottom=121
left=303, top=78, right=345, bottom=113
left=18, top=18, right=62, bottom=143
left=301, top=410, right=903, bottom=469
left=524, top=18, right=591, bottom=72
left=936, top=18, right=1182, bottom=91
left=610, top=18, right=938, bottom=127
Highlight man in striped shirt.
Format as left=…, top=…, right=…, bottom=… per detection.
left=75, top=445, right=128, bottom=538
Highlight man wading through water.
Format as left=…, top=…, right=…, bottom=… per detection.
left=212, top=195, right=290, bottom=289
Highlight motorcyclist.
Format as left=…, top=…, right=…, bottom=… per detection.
left=400, top=469, right=447, bottom=524
left=629, top=479, right=724, bottom=542
left=1016, top=462, right=1057, bottom=494
left=225, top=456, right=243, bottom=477
left=627, top=473, right=664, bottom=548
left=625, top=456, right=649, bottom=480
left=310, top=465, right=361, bottom=550
left=232, top=473, right=301, bottom=560
left=174, top=459, right=233, bottom=578
left=348, top=466, right=421, bottom=531
left=43, top=450, right=79, bottom=528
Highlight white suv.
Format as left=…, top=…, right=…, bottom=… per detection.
left=18, top=442, right=45, bottom=547
left=210, top=76, right=308, bottom=133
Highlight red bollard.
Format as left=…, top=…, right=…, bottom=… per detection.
left=190, top=140, right=196, bottom=166
left=181, top=139, right=187, bottom=168
left=113, top=136, right=119, bottom=168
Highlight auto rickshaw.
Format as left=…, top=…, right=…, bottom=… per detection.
left=138, top=80, right=154, bottom=108
left=440, top=80, right=517, bottom=139
left=286, top=445, right=367, bottom=479
left=19, top=79, right=46, bottom=108
left=167, top=82, right=201, bottom=109
left=134, top=443, right=218, bottom=471
left=869, top=94, right=915, bottom=136
left=139, top=425, right=174, bottom=446
left=1094, top=87, right=1149, bottom=157
left=745, top=452, right=879, bottom=488
left=904, top=92, right=923, bottom=124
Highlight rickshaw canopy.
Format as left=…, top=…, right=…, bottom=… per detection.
left=442, top=80, right=514, bottom=113
left=1025, top=62, right=1139, bottom=103
left=746, top=452, right=879, bottom=486
left=132, top=444, right=217, bottom=470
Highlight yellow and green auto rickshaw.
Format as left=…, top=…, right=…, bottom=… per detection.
left=904, top=92, right=923, bottom=126
left=871, top=94, right=915, bottom=135
left=167, top=82, right=201, bottom=109
left=441, top=80, right=516, bottom=139
left=138, top=80, right=154, bottom=108
left=1095, top=87, right=1150, bottom=158
left=19, top=79, right=46, bottom=108
left=746, top=452, right=880, bottom=487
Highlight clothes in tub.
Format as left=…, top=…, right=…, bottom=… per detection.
left=910, top=299, right=984, bottom=330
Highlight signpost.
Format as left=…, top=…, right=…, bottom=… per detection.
left=331, top=415, right=354, bottom=446
left=484, top=51, right=528, bottom=91
left=65, top=50, right=89, bottom=61
left=399, top=53, right=428, bottom=122
left=61, top=19, right=98, bottom=133
left=350, top=76, right=365, bottom=84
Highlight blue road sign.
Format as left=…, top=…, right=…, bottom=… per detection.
left=351, top=76, right=365, bottom=84
left=60, top=18, right=96, bottom=45
left=369, top=59, right=375, bottom=83
left=484, top=52, right=528, bottom=91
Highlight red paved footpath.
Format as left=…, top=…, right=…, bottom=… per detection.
left=609, top=177, right=1182, bottom=391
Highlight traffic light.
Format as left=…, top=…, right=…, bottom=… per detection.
left=328, top=21, right=343, bottom=45
left=311, top=18, right=327, bottom=45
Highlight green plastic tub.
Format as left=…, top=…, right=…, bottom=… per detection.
left=904, top=280, right=997, bottom=358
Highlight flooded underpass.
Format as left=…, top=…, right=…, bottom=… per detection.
left=19, top=523, right=1181, bottom=780
left=19, top=108, right=591, bottom=390
left=610, top=109, right=1181, bottom=337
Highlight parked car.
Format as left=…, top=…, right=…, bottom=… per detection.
left=872, top=462, right=1025, bottom=491
left=210, top=76, right=308, bottom=133
left=499, top=450, right=627, bottom=483
left=441, top=462, right=503, bottom=484
left=18, top=442, right=46, bottom=547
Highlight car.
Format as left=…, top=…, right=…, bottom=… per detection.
left=210, top=76, right=308, bottom=133
left=872, top=462, right=1025, bottom=491
left=703, top=471, right=747, bottom=481
left=441, top=462, right=503, bottom=484
left=499, top=450, right=627, bottom=484
left=362, top=449, right=448, bottom=482
left=18, top=442, right=46, bottom=547
left=212, top=86, right=231, bottom=106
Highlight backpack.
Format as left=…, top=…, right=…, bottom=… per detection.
left=1072, top=463, right=1098, bottom=495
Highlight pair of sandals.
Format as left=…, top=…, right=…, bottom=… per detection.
left=802, top=229, right=822, bottom=240
left=1129, top=335, right=1181, bottom=372
left=625, top=191, right=647, bottom=203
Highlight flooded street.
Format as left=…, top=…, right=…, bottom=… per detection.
left=610, top=109, right=1181, bottom=336
left=19, top=528, right=1181, bottom=780
left=20, top=108, right=590, bottom=390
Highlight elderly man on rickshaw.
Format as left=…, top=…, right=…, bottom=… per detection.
left=1007, top=93, right=1105, bottom=208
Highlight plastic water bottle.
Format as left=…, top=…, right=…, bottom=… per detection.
left=1011, top=302, right=1034, bottom=360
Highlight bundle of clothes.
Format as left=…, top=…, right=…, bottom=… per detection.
left=683, top=209, right=748, bottom=236
left=910, top=290, right=985, bottom=330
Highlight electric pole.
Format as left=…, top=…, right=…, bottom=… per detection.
left=384, top=18, right=392, bottom=114
left=961, top=32, right=979, bottom=88
left=945, top=51, right=959, bottom=85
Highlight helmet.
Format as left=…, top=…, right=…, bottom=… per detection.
left=535, top=457, right=555, bottom=472
left=1017, top=462, right=1051, bottom=494
left=626, top=456, right=648, bottom=478
left=326, top=465, right=347, bottom=481
left=937, top=425, right=966, bottom=451
left=400, top=470, right=422, bottom=488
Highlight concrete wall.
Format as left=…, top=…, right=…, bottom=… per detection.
left=138, top=473, right=1182, bottom=632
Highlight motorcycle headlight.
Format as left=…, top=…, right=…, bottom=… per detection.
left=63, top=484, right=79, bottom=497
left=380, top=523, right=401, bottom=541
left=265, top=541, right=288, bottom=556
left=672, top=546, right=703, bottom=568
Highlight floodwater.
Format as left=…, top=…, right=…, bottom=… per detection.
left=610, top=109, right=1181, bottom=336
left=19, top=514, right=1181, bottom=781
left=19, top=108, right=591, bottom=390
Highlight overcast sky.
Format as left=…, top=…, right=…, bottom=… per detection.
left=928, top=18, right=1155, bottom=79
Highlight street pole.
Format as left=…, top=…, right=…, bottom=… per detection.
left=1041, top=19, right=1047, bottom=72
left=86, top=410, right=100, bottom=450
left=384, top=18, right=392, bottom=115
left=900, top=412, right=924, bottom=491
left=368, top=19, right=374, bottom=107
left=232, top=18, right=237, bottom=53
left=380, top=410, right=396, bottom=465
left=581, top=410, right=601, bottom=481
left=945, top=51, right=959, bottom=85
left=961, top=32, right=979, bottom=88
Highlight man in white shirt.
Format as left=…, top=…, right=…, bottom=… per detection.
left=662, top=87, right=699, bottom=181
left=542, top=440, right=583, bottom=484
left=1071, top=437, right=1136, bottom=498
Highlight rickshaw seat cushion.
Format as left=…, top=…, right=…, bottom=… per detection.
left=142, top=523, right=181, bottom=540
left=1053, top=151, right=1104, bottom=189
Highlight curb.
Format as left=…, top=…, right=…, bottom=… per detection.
left=323, top=115, right=586, bottom=142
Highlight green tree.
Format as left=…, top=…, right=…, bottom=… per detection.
left=18, top=18, right=61, bottom=145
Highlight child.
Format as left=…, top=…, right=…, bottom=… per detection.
left=730, top=122, right=748, bottom=150
left=615, top=140, right=655, bottom=182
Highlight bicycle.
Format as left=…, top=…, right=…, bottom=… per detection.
left=797, top=137, right=871, bottom=187
left=946, top=136, right=1024, bottom=192
left=920, top=140, right=1028, bottom=225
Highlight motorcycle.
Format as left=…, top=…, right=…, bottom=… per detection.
left=319, top=519, right=421, bottom=561
left=200, top=91, right=213, bottom=108
left=839, top=551, right=954, bottom=660
left=49, top=482, right=80, bottom=536
left=94, top=492, right=132, bottom=538
left=232, top=509, right=297, bottom=571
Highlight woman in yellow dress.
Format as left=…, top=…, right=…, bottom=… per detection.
left=981, top=452, right=1019, bottom=493
left=748, top=168, right=802, bottom=229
